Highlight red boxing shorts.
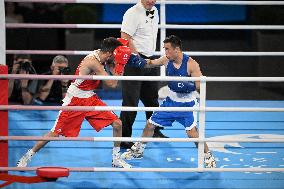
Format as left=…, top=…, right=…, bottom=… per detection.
left=51, top=95, right=118, bottom=137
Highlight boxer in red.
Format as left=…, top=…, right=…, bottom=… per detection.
left=17, top=37, right=132, bottom=168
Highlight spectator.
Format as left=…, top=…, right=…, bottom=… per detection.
left=34, top=55, right=70, bottom=105
left=8, top=54, right=38, bottom=105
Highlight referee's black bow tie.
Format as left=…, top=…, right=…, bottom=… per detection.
left=146, top=9, right=155, bottom=17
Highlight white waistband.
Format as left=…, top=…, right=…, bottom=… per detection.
left=66, top=84, right=95, bottom=99
left=62, top=84, right=95, bottom=105
left=168, top=89, right=198, bottom=103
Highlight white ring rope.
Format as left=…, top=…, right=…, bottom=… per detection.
left=1, top=105, right=284, bottom=112
left=6, top=23, right=284, bottom=30
left=162, top=25, right=284, bottom=30
left=6, top=50, right=284, bottom=56
left=6, top=50, right=84, bottom=55
left=1, top=136, right=284, bottom=143
left=1, top=74, right=284, bottom=82
left=4, top=0, right=284, bottom=6
left=1, top=167, right=284, bottom=173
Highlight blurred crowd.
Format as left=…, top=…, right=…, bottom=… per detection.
left=5, top=2, right=64, bottom=23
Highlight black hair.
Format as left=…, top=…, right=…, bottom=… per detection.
left=14, top=54, right=31, bottom=61
left=101, top=37, right=122, bottom=53
left=163, top=35, right=182, bottom=50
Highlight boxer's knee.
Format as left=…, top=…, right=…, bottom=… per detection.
left=112, top=119, right=122, bottom=131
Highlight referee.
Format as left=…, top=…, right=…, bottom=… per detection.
left=120, top=0, right=168, bottom=149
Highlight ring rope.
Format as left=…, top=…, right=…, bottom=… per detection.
left=6, top=23, right=284, bottom=30
left=1, top=74, right=284, bottom=82
left=1, top=167, right=284, bottom=173
left=4, top=0, right=284, bottom=6
left=1, top=136, right=284, bottom=143
left=6, top=50, right=284, bottom=56
left=1, top=105, right=284, bottom=112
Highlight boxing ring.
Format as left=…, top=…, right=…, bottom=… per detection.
left=1, top=0, right=284, bottom=188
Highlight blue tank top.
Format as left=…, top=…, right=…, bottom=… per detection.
left=166, top=53, right=196, bottom=93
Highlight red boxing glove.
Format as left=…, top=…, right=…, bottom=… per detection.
left=117, top=38, right=129, bottom=47
left=113, top=46, right=131, bottom=74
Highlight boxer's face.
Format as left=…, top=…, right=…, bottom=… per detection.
left=107, top=52, right=115, bottom=62
left=164, top=42, right=178, bottom=61
left=101, top=52, right=114, bottom=64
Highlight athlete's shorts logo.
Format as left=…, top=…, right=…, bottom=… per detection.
left=178, top=82, right=184, bottom=88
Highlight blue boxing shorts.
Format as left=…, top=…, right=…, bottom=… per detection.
left=149, top=97, right=198, bottom=130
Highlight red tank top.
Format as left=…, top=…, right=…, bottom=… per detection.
left=71, top=51, right=101, bottom=91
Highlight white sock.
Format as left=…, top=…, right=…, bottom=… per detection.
left=112, top=147, right=120, bottom=157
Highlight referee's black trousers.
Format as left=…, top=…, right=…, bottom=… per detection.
left=120, top=64, right=160, bottom=137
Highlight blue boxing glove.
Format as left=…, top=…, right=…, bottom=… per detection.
left=127, top=54, right=147, bottom=68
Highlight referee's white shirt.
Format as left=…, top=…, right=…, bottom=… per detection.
left=121, top=2, right=159, bottom=57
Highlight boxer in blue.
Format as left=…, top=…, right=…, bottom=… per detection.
left=122, top=35, right=216, bottom=168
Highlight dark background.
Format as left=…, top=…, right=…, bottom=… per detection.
left=5, top=3, right=284, bottom=100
